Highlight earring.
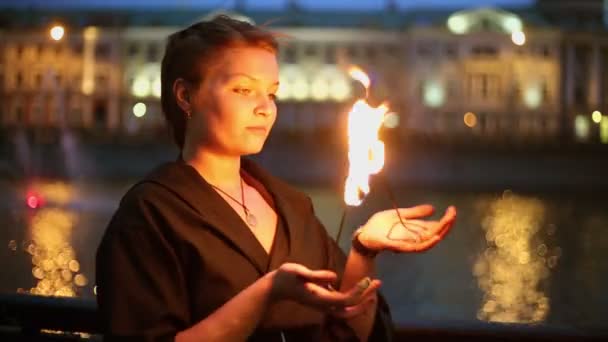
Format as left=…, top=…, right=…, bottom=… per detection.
left=185, top=110, right=192, bottom=120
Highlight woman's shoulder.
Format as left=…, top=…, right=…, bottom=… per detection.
left=103, top=162, right=193, bottom=238
left=119, top=160, right=199, bottom=207
left=119, top=168, right=175, bottom=208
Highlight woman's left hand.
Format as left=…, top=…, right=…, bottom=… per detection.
left=357, top=204, right=456, bottom=254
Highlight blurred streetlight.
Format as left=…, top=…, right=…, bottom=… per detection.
left=383, top=112, right=400, bottom=128
left=511, top=31, right=526, bottom=46
left=50, top=25, right=65, bottom=41
left=464, top=112, right=477, bottom=128
left=592, top=110, right=602, bottom=124
left=133, top=102, right=147, bottom=118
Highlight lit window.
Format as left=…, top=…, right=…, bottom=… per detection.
left=329, top=78, right=350, bottom=102
left=574, top=115, right=590, bottom=141
left=524, top=85, right=542, bottom=109
left=276, top=79, right=290, bottom=101
left=311, top=79, right=330, bottom=101
left=132, top=77, right=150, bottom=98
left=152, top=78, right=161, bottom=98
left=601, top=117, right=608, bottom=144
left=383, top=112, right=399, bottom=128
left=423, top=81, right=445, bottom=108
left=291, top=78, right=309, bottom=101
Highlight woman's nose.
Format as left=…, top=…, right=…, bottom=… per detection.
left=254, top=95, right=275, bottom=117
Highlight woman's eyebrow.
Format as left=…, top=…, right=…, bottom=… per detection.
left=228, top=73, right=279, bottom=86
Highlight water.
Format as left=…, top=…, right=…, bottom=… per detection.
left=1, top=178, right=607, bottom=332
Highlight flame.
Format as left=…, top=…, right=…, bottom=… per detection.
left=344, top=98, right=389, bottom=206
left=343, top=66, right=389, bottom=205
left=348, top=66, right=371, bottom=90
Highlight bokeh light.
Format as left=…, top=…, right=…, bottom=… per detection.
left=329, top=78, right=351, bottom=101
left=511, top=31, right=526, bottom=46
left=133, top=102, right=147, bottom=118
left=575, top=115, right=590, bottom=140
left=383, top=112, right=400, bottom=128
left=600, top=117, right=608, bottom=144
left=311, top=78, right=330, bottom=101
left=524, top=85, right=542, bottom=109
left=592, top=110, right=602, bottom=124
left=26, top=206, right=83, bottom=297
left=292, top=78, right=310, bottom=101
left=132, top=77, right=151, bottom=98
left=49, top=25, right=65, bottom=41
left=474, top=192, right=559, bottom=323
left=152, top=78, right=162, bottom=98
left=27, top=194, right=42, bottom=209
left=423, top=82, right=445, bottom=108
left=464, top=112, right=477, bottom=128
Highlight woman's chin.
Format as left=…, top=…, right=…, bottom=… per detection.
left=239, top=142, right=266, bottom=156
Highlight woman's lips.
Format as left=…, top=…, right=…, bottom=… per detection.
left=246, top=126, right=268, bottom=134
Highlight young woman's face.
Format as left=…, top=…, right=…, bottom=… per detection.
left=188, top=46, right=279, bottom=156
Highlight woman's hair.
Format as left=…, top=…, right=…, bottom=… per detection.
left=161, top=15, right=279, bottom=150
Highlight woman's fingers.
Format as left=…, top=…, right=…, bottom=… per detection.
left=396, top=204, right=434, bottom=220
left=331, top=296, right=378, bottom=319
left=438, top=206, right=457, bottom=229
left=385, top=221, right=455, bottom=253
left=342, top=278, right=381, bottom=306
left=394, top=206, right=457, bottom=240
left=303, top=278, right=381, bottom=308
left=283, top=263, right=337, bottom=283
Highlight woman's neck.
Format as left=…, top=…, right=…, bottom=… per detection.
left=182, top=147, right=242, bottom=191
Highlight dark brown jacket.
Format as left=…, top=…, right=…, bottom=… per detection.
left=96, top=158, right=393, bottom=341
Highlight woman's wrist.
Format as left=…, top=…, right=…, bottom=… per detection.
left=265, top=270, right=281, bottom=304
left=351, top=227, right=378, bottom=258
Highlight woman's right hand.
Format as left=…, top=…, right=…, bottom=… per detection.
left=268, top=263, right=381, bottom=315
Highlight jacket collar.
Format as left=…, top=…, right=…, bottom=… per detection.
left=140, top=157, right=304, bottom=275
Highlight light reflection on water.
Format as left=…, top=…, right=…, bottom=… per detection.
left=474, top=191, right=556, bottom=323
left=20, top=182, right=88, bottom=297
left=1, top=179, right=607, bottom=330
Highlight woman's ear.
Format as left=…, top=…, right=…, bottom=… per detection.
left=173, top=78, right=191, bottom=115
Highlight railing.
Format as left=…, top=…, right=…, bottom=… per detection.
left=0, top=294, right=100, bottom=341
left=2, top=293, right=607, bottom=341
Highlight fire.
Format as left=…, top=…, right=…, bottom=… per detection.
left=344, top=66, right=389, bottom=206
left=348, top=66, right=371, bottom=90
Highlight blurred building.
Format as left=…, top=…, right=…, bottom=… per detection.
left=0, top=26, right=123, bottom=132
left=536, top=0, right=608, bottom=143
left=0, top=3, right=607, bottom=144
left=404, top=8, right=561, bottom=142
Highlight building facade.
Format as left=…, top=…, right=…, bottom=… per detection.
left=0, top=5, right=607, bottom=144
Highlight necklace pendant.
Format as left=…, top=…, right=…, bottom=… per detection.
left=246, top=211, right=257, bottom=227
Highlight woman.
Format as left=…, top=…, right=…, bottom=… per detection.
left=96, top=15, right=456, bottom=342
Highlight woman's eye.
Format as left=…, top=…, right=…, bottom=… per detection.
left=269, top=93, right=277, bottom=101
left=234, top=88, right=252, bottom=95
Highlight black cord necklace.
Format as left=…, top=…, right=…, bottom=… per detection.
left=210, top=178, right=257, bottom=227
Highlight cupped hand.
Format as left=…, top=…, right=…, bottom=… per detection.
left=358, top=204, right=456, bottom=253
left=269, top=263, right=381, bottom=316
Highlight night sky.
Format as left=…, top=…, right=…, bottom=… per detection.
left=0, top=0, right=534, bottom=10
